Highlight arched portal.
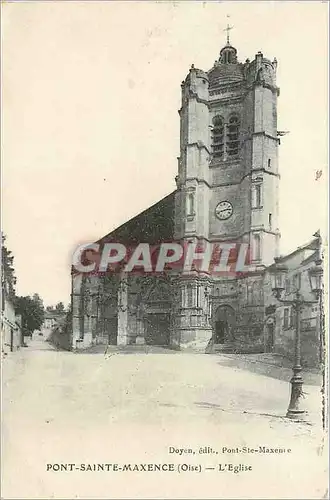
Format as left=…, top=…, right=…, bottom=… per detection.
left=213, top=305, right=236, bottom=344
left=142, top=277, right=172, bottom=346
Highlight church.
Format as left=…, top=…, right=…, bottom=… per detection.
left=71, top=34, right=282, bottom=353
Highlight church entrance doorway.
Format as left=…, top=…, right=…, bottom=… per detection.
left=145, top=313, right=170, bottom=346
left=265, top=322, right=275, bottom=352
left=104, top=317, right=118, bottom=345
left=215, top=320, right=226, bottom=344
left=213, top=305, right=236, bottom=345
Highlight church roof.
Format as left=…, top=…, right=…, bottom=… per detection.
left=274, top=235, right=321, bottom=265
left=208, top=62, right=244, bottom=88
left=208, top=41, right=244, bottom=88
left=97, top=191, right=176, bottom=246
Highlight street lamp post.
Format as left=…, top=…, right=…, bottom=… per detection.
left=287, top=292, right=303, bottom=418
left=270, top=258, right=323, bottom=420
left=308, top=259, right=325, bottom=427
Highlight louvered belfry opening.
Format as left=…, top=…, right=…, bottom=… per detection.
left=212, top=115, right=224, bottom=159
left=212, top=114, right=240, bottom=160
left=226, top=114, right=240, bottom=157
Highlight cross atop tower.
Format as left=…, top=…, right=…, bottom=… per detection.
left=223, top=15, right=233, bottom=44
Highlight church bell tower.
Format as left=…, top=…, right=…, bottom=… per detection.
left=173, top=28, right=281, bottom=350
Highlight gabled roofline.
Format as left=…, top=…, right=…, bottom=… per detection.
left=300, top=250, right=320, bottom=267
left=275, top=235, right=321, bottom=264
left=96, top=190, right=177, bottom=245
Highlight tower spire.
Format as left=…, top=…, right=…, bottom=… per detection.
left=219, top=15, right=237, bottom=64
left=223, top=15, right=233, bottom=44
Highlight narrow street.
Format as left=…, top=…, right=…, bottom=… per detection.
left=2, top=336, right=327, bottom=500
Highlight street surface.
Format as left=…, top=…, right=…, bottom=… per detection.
left=2, top=336, right=327, bottom=499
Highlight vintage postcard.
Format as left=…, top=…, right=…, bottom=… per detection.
left=1, top=1, right=328, bottom=499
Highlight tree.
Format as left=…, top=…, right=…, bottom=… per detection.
left=1, top=234, right=17, bottom=300
left=15, top=295, right=45, bottom=335
left=55, top=302, right=65, bottom=313
left=33, top=293, right=44, bottom=308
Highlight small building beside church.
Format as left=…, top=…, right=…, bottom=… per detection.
left=1, top=291, right=22, bottom=354
left=42, top=310, right=66, bottom=336
left=263, top=235, right=323, bottom=368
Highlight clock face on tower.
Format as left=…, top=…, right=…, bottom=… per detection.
left=215, top=201, right=233, bottom=220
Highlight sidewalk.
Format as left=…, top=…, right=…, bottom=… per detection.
left=2, top=335, right=59, bottom=385
left=74, top=342, right=177, bottom=355
left=218, top=352, right=322, bottom=386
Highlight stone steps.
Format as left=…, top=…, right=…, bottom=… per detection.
left=208, top=343, right=265, bottom=354
left=212, top=343, right=235, bottom=353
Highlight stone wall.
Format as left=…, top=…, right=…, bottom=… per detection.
left=274, top=324, right=320, bottom=369
left=48, top=326, right=72, bottom=351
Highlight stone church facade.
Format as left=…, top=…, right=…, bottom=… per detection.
left=71, top=39, right=282, bottom=353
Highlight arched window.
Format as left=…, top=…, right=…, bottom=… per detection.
left=247, top=283, right=253, bottom=305
left=254, top=184, right=262, bottom=208
left=283, top=308, right=290, bottom=329
left=268, top=213, right=272, bottom=229
left=256, top=185, right=261, bottom=207
left=187, top=284, right=193, bottom=307
left=247, top=282, right=262, bottom=305
left=212, top=116, right=224, bottom=159
left=226, top=114, right=240, bottom=157
left=187, top=192, right=195, bottom=215
left=196, top=286, right=200, bottom=307
left=253, top=233, right=261, bottom=261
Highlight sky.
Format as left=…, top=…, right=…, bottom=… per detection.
left=2, top=1, right=328, bottom=306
